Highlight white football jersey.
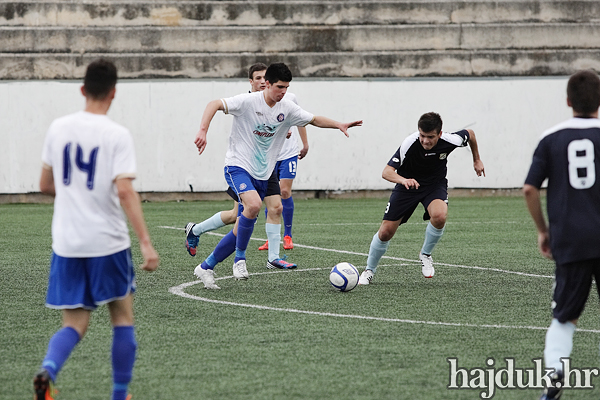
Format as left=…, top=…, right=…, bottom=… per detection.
left=41, top=111, right=136, bottom=257
left=277, top=92, right=302, bottom=161
left=222, top=91, right=314, bottom=180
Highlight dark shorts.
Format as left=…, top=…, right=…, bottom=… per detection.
left=226, top=168, right=280, bottom=202
left=552, top=258, right=600, bottom=322
left=383, top=180, right=448, bottom=225
left=46, top=248, right=135, bottom=310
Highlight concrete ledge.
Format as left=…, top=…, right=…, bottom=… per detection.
left=1, top=1, right=597, bottom=27
left=0, top=188, right=526, bottom=204
left=2, top=49, right=599, bottom=79
left=2, top=23, right=599, bottom=53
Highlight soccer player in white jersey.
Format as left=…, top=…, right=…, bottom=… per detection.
left=185, top=63, right=307, bottom=269
left=524, top=70, right=600, bottom=400
left=33, top=59, right=159, bottom=400
left=258, top=90, right=309, bottom=251
left=358, top=112, right=484, bottom=285
left=192, top=62, right=362, bottom=289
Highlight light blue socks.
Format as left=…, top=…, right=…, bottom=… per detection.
left=421, top=222, right=444, bottom=255
left=265, top=223, right=281, bottom=262
left=366, top=232, right=390, bottom=273
left=192, top=212, right=226, bottom=236
left=544, top=319, right=575, bottom=373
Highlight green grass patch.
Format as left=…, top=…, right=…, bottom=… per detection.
left=3, top=197, right=600, bottom=399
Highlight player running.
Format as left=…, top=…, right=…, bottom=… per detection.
left=192, top=62, right=361, bottom=289
left=359, top=112, right=484, bottom=285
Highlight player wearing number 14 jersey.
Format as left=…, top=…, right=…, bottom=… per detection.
left=35, top=59, right=158, bottom=400
left=524, top=70, right=600, bottom=400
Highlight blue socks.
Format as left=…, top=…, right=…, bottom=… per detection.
left=234, top=214, right=256, bottom=262
left=265, top=223, right=281, bottom=262
left=282, top=197, right=294, bottom=237
left=544, top=319, right=575, bottom=373
left=42, top=326, right=81, bottom=381
left=421, top=222, right=444, bottom=255
left=201, top=230, right=237, bottom=270
left=40, top=324, right=136, bottom=400
left=366, top=232, right=390, bottom=274
left=112, top=326, right=137, bottom=400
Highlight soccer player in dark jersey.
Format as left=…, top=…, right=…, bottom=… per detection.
left=524, top=70, right=600, bottom=400
left=359, top=112, right=485, bottom=285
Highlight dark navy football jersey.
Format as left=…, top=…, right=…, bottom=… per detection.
left=525, top=117, right=600, bottom=265
left=387, top=129, right=470, bottom=187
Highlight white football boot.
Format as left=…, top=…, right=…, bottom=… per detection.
left=194, top=265, right=221, bottom=289
left=232, top=259, right=249, bottom=280
left=419, top=253, right=435, bottom=278
left=358, top=269, right=374, bottom=285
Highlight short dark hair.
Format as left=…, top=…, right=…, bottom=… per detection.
left=248, top=62, right=267, bottom=80
left=418, top=112, right=443, bottom=134
left=264, top=63, right=292, bottom=85
left=567, top=70, right=600, bottom=115
left=83, top=59, right=117, bottom=100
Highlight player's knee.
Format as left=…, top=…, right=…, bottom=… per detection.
left=243, top=201, right=262, bottom=217
left=378, top=229, right=395, bottom=242
left=429, top=212, right=447, bottom=228
left=280, top=188, right=291, bottom=199
left=268, top=202, right=283, bottom=216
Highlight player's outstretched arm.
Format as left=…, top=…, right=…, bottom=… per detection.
left=116, top=178, right=160, bottom=271
left=194, top=99, right=225, bottom=155
left=466, top=129, right=485, bottom=177
left=382, top=165, right=419, bottom=189
left=310, top=116, right=362, bottom=137
left=298, top=126, right=309, bottom=159
left=523, top=183, right=552, bottom=260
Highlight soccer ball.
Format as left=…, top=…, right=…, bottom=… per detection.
left=329, top=262, right=359, bottom=292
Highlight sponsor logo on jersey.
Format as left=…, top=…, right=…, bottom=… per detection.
left=253, top=130, right=276, bottom=138
left=425, top=153, right=436, bottom=157
left=255, top=112, right=264, bottom=117
left=439, top=153, right=447, bottom=160
left=392, top=157, right=400, bottom=163
left=253, top=123, right=277, bottom=138
left=277, top=113, right=285, bottom=122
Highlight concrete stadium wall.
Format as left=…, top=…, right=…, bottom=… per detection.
left=1, top=76, right=571, bottom=194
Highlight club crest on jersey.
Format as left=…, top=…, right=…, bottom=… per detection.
left=277, top=113, right=285, bottom=122
left=439, top=153, right=447, bottom=160
left=239, top=183, right=247, bottom=190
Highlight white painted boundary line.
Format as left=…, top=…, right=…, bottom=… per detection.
left=162, top=225, right=600, bottom=333
left=168, top=269, right=600, bottom=333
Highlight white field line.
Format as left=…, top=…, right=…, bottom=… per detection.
left=162, top=225, right=600, bottom=333
left=168, top=269, right=600, bottom=333
left=160, top=225, right=552, bottom=279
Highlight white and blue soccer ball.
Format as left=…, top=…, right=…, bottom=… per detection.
left=329, top=262, right=360, bottom=292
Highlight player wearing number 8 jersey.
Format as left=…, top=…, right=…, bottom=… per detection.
left=524, top=70, right=600, bottom=400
